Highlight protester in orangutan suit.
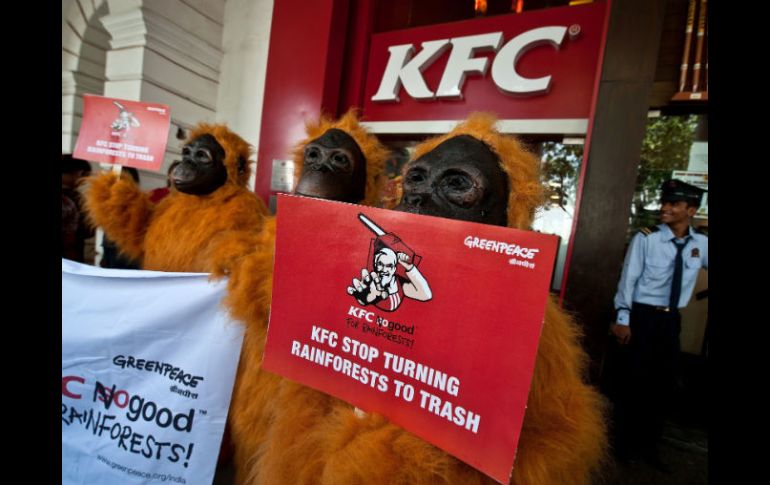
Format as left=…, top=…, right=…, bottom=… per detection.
left=227, top=113, right=608, bottom=485
left=83, top=123, right=268, bottom=273
left=222, top=110, right=389, bottom=484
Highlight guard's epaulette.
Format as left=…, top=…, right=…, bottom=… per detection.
left=695, top=226, right=708, bottom=237
left=639, top=225, right=660, bottom=236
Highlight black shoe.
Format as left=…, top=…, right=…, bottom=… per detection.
left=643, top=454, right=672, bottom=474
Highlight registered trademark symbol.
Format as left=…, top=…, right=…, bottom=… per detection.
left=568, top=24, right=581, bottom=39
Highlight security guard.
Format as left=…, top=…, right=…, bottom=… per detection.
left=607, top=179, right=708, bottom=470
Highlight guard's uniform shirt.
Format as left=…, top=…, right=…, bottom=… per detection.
left=613, top=223, right=708, bottom=325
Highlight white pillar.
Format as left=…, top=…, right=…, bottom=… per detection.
left=216, top=0, right=275, bottom=191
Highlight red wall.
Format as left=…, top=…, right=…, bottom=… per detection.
left=255, top=0, right=350, bottom=205
left=338, top=0, right=376, bottom=114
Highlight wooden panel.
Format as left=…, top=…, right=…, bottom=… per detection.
left=600, top=0, right=667, bottom=81
left=562, top=0, right=668, bottom=382
left=650, top=0, right=694, bottom=107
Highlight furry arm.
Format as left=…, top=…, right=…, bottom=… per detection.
left=82, top=172, right=154, bottom=262
left=222, top=217, right=285, bottom=485
left=139, top=186, right=266, bottom=272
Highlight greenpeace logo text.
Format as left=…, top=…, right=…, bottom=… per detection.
left=113, top=354, right=204, bottom=388
left=463, top=236, right=539, bottom=260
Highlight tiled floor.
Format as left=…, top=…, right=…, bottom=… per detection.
left=600, top=422, right=707, bottom=485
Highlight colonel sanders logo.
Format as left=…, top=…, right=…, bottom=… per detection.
left=346, top=213, right=432, bottom=312
left=110, top=101, right=141, bottom=136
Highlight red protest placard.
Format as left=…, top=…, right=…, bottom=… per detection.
left=262, top=194, right=558, bottom=484
left=73, top=95, right=171, bottom=171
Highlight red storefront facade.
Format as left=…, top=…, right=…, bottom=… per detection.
left=253, top=0, right=672, bottom=380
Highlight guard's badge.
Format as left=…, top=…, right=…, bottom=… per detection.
left=691, top=248, right=700, bottom=257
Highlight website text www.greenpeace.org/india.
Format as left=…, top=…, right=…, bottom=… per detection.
left=96, top=454, right=186, bottom=483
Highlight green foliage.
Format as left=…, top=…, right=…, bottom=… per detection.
left=540, top=142, right=583, bottom=214
left=627, top=115, right=698, bottom=239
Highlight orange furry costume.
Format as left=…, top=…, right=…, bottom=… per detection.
left=224, top=111, right=389, bottom=484
left=228, top=114, right=607, bottom=484
left=83, top=123, right=268, bottom=273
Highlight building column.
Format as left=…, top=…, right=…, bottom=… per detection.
left=100, top=0, right=226, bottom=184
left=562, top=0, right=668, bottom=381
left=62, top=0, right=110, bottom=152
left=216, top=0, right=275, bottom=191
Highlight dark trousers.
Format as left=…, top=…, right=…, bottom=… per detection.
left=604, top=303, right=682, bottom=459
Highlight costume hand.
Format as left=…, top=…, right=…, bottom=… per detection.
left=397, top=252, right=414, bottom=271
left=347, top=268, right=387, bottom=305
left=204, top=231, right=261, bottom=280
left=611, top=323, right=631, bottom=345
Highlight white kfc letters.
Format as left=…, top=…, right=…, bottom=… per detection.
left=371, top=26, right=568, bottom=102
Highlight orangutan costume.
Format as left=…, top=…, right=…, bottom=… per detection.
left=226, top=113, right=607, bottom=485
left=83, top=123, right=268, bottom=273
left=223, top=110, right=389, bottom=484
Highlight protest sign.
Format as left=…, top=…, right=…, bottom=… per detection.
left=263, top=195, right=558, bottom=484
left=62, top=260, right=243, bottom=485
left=73, top=95, right=170, bottom=171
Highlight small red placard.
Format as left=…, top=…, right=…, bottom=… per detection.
left=73, top=95, right=171, bottom=171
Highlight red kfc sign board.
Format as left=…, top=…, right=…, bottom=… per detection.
left=73, top=95, right=171, bottom=171
left=363, top=2, right=608, bottom=122
left=262, top=195, right=559, bottom=484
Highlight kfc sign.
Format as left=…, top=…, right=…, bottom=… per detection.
left=372, top=27, right=570, bottom=102
left=363, top=2, right=608, bottom=123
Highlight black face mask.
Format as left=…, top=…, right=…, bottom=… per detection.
left=294, top=128, right=367, bottom=203
left=173, top=134, right=228, bottom=195
left=395, top=135, right=509, bottom=227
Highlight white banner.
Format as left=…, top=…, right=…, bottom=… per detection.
left=62, top=260, right=244, bottom=485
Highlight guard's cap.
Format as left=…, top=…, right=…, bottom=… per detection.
left=660, top=178, right=706, bottom=206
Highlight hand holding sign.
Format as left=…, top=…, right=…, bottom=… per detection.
left=348, top=268, right=387, bottom=305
